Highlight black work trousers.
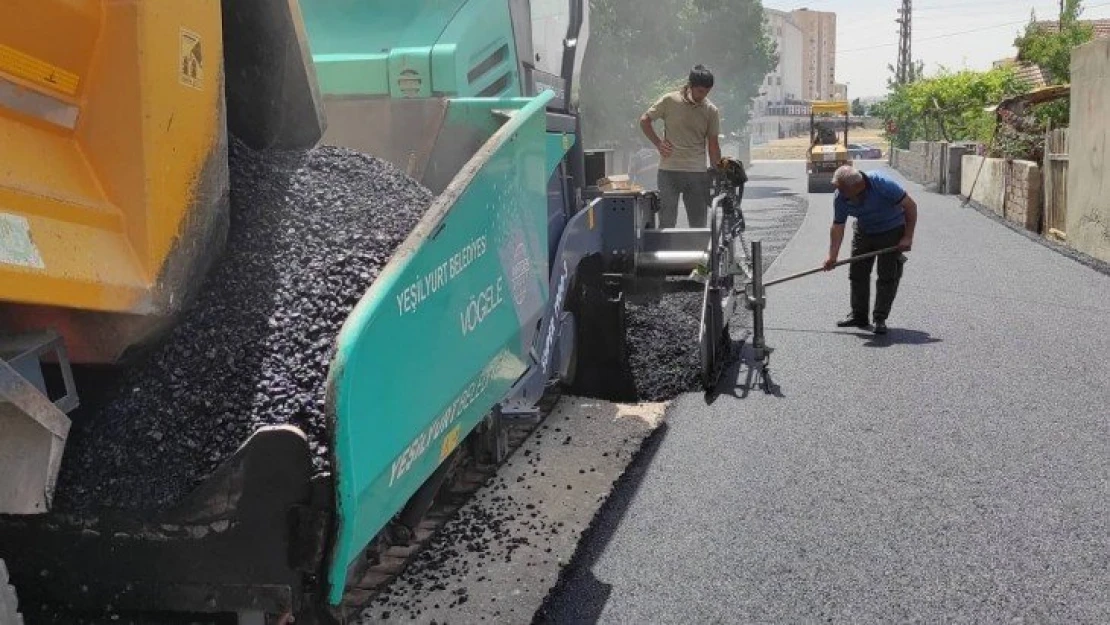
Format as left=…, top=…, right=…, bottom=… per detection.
left=849, top=224, right=905, bottom=322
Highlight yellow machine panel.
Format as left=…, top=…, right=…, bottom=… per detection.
left=810, top=100, right=850, bottom=115
left=0, top=0, right=228, bottom=362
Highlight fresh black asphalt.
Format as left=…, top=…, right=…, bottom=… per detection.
left=540, top=161, right=1110, bottom=624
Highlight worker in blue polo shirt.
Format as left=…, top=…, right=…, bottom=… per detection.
left=823, top=165, right=918, bottom=335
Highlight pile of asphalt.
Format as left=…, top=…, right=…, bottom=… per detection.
left=623, top=289, right=714, bottom=402
left=566, top=254, right=730, bottom=404
left=53, top=139, right=433, bottom=513
left=568, top=272, right=735, bottom=404
left=619, top=191, right=808, bottom=402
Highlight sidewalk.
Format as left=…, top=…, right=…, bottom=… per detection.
left=540, top=164, right=1110, bottom=623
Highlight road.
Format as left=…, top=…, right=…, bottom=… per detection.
left=539, top=161, right=1110, bottom=623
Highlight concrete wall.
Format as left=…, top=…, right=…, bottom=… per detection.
left=749, top=116, right=809, bottom=146
left=1067, top=38, right=1110, bottom=263
left=961, top=155, right=1043, bottom=232
left=893, top=141, right=974, bottom=194
left=891, top=142, right=944, bottom=190
left=1004, top=160, right=1044, bottom=231
left=944, top=144, right=973, bottom=195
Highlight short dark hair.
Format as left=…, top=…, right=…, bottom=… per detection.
left=689, top=65, right=714, bottom=89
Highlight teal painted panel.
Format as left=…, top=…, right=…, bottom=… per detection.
left=302, top=0, right=468, bottom=96
left=301, top=0, right=468, bottom=55
left=325, top=93, right=555, bottom=604
left=302, top=0, right=523, bottom=98
left=313, top=55, right=390, bottom=96
left=429, top=44, right=460, bottom=95
left=546, top=131, right=576, bottom=174
left=443, top=98, right=517, bottom=136
left=431, top=0, right=520, bottom=96
left=388, top=48, right=434, bottom=98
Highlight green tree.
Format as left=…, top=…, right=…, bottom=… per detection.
left=680, top=0, right=777, bottom=136
left=1014, top=0, right=1093, bottom=83
left=579, top=0, right=775, bottom=150
left=886, top=59, right=926, bottom=89
left=851, top=98, right=866, bottom=116
left=876, top=67, right=1029, bottom=149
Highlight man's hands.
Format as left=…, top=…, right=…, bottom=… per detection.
left=825, top=240, right=912, bottom=271
left=827, top=223, right=846, bottom=272
left=657, top=139, right=675, bottom=158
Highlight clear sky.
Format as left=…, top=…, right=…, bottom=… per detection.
left=763, top=0, right=1110, bottom=99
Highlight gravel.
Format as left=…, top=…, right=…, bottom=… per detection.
left=619, top=191, right=806, bottom=402
left=622, top=289, right=710, bottom=402
left=366, top=488, right=534, bottom=621
left=54, top=139, right=433, bottom=513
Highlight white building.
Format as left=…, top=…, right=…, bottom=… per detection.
left=758, top=9, right=805, bottom=112
left=792, top=9, right=838, bottom=101
left=750, top=8, right=838, bottom=145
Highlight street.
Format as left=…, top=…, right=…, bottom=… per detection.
left=539, top=161, right=1110, bottom=623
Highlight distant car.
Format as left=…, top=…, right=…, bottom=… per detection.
left=847, top=143, right=883, bottom=160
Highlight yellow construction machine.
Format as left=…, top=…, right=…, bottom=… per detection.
left=806, top=100, right=851, bottom=193
left=0, top=0, right=324, bottom=619
left=0, top=0, right=322, bottom=364
left=0, top=0, right=324, bottom=505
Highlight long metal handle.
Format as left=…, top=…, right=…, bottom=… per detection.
left=763, top=246, right=903, bottom=288
left=751, top=241, right=765, bottom=353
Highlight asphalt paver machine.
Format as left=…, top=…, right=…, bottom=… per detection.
left=0, top=1, right=739, bottom=622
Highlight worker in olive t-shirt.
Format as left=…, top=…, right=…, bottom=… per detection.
left=639, top=65, right=722, bottom=228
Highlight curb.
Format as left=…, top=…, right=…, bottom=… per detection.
left=958, top=197, right=1110, bottom=278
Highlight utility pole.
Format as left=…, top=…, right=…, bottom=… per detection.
left=896, top=0, right=913, bottom=84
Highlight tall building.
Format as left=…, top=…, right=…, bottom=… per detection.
left=761, top=9, right=805, bottom=109
left=751, top=6, right=838, bottom=144
left=790, top=8, right=837, bottom=101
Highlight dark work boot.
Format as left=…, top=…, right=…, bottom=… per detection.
left=873, top=320, right=888, bottom=335
left=837, top=314, right=870, bottom=329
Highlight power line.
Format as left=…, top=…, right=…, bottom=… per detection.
left=848, top=0, right=1110, bottom=32
left=840, top=21, right=1021, bottom=54
left=853, top=4, right=1066, bottom=26
left=914, top=0, right=1038, bottom=12
left=838, top=1, right=1110, bottom=55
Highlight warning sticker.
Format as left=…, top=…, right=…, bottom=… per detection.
left=179, top=28, right=203, bottom=90
left=0, top=213, right=45, bottom=270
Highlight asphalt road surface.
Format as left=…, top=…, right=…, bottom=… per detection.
left=540, top=161, right=1110, bottom=624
